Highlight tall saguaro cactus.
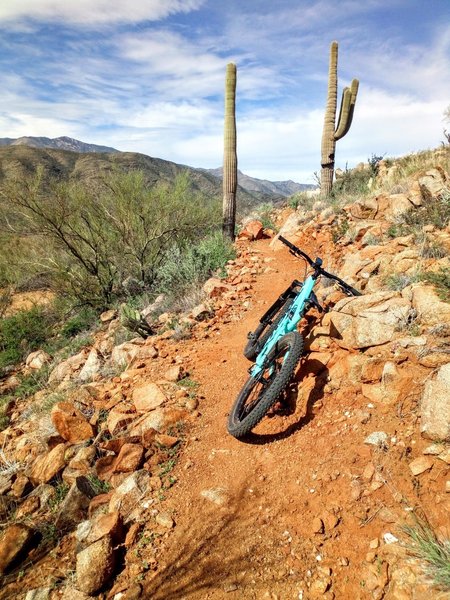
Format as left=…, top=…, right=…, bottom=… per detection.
left=321, top=41, right=359, bottom=196
left=222, top=62, right=237, bottom=241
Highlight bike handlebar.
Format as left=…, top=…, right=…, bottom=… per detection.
left=278, top=235, right=362, bottom=297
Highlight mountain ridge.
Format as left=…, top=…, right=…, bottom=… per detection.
left=204, top=166, right=316, bottom=197
left=0, top=136, right=313, bottom=197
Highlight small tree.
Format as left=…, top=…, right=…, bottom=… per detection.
left=0, top=168, right=220, bottom=308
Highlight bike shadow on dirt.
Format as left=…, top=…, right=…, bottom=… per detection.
left=242, top=357, right=329, bottom=445
left=140, top=487, right=278, bottom=599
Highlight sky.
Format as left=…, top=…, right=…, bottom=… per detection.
left=0, top=0, right=449, bottom=184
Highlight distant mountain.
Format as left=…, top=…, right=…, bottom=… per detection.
left=0, top=136, right=118, bottom=154
left=205, top=167, right=316, bottom=198
left=0, top=145, right=272, bottom=214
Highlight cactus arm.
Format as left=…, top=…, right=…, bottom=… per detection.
left=320, top=41, right=359, bottom=196
left=222, top=62, right=237, bottom=241
left=335, top=79, right=359, bottom=140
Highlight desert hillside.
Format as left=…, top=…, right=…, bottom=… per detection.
left=0, top=147, right=449, bottom=599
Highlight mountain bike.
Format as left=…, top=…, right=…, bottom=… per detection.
left=227, top=235, right=362, bottom=439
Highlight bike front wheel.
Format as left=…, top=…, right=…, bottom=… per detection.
left=228, top=331, right=304, bottom=439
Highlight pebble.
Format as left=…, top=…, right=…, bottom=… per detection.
left=364, top=431, right=388, bottom=447
left=409, top=456, right=433, bottom=475
left=155, top=511, right=174, bottom=528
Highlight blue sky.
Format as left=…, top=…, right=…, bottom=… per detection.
left=0, top=0, right=449, bottom=183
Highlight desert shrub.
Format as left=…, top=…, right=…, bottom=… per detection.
left=155, top=231, right=235, bottom=298
left=383, top=272, right=421, bottom=291
left=255, top=203, right=277, bottom=231
left=332, top=168, right=371, bottom=199
left=0, top=306, right=56, bottom=369
left=403, top=519, right=450, bottom=591
left=401, top=193, right=450, bottom=230
left=0, top=169, right=220, bottom=308
left=60, top=307, right=97, bottom=338
left=287, top=192, right=316, bottom=212
left=420, top=267, right=450, bottom=302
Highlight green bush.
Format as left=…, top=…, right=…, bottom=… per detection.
left=0, top=306, right=56, bottom=369
left=155, top=231, right=235, bottom=296
left=403, top=519, right=450, bottom=591
left=60, top=307, right=97, bottom=337
left=383, top=272, right=421, bottom=291
left=420, top=267, right=450, bottom=302
left=0, top=169, right=221, bottom=308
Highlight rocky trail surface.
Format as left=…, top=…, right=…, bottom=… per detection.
left=0, top=152, right=449, bottom=599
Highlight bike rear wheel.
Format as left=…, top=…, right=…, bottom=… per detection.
left=228, top=331, right=304, bottom=439
left=243, top=296, right=295, bottom=361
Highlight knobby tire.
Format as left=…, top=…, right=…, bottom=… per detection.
left=228, top=331, right=304, bottom=439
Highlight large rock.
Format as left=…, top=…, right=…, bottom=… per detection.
left=132, top=383, right=166, bottom=412
left=109, top=470, right=152, bottom=518
left=417, top=167, right=448, bottom=200
left=329, top=291, right=413, bottom=349
left=110, top=341, right=158, bottom=368
left=78, top=349, right=102, bottom=382
left=239, top=219, right=264, bottom=241
left=48, top=350, right=88, bottom=384
left=29, top=443, right=67, bottom=485
left=0, top=523, right=35, bottom=574
left=106, top=407, right=135, bottom=436
left=421, top=363, right=450, bottom=441
left=51, top=402, right=94, bottom=443
left=25, top=350, right=51, bottom=371
left=55, top=480, right=92, bottom=531
left=203, top=278, right=231, bottom=298
left=128, top=407, right=187, bottom=436
left=405, top=284, right=450, bottom=326
left=76, top=536, right=115, bottom=595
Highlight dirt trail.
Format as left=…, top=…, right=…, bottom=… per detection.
left=141, top=238, right=398, bottom=599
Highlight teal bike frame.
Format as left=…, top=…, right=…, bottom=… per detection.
left=247, top=235, right=362, bottom=379
left=250, top=273, right=316, bottom=378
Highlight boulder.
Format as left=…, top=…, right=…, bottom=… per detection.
left=405, top=284, right=450, bottom=326
left=76, top=536, right=116, bottom=595
left=239, top=220, right=264, bottom=241
left=51, top=402, right=94, bottom=443
left=420, top=363, right=450, bottom=442
left=48, top=350, right=88, bottom=384
left=106, top=407, right=135, bottom=436
left=417, top=167, right=448, bottom=200
left=78, top=349, right=102, bottom=383
left=109, top=470, right=152, bottom=518
left=55, top=480, right=92, bottom=531
left=29, top=443, right=67, bottom=485
left=132, top=383, right=167, bottom=412
left=203, top=278, right=232, bottom=298
left=25, top=350, right=51, bottom=371
left=329, top=291, right=412, bottom=349
left=111, top=443, right=144, bottom=474
left=128, top=407, right=187, bottom=436
left=110, top=341, right=158, bottom=368
left=0, top=523, right=35, bottom=574
left=99, top=309, right=117, bottom=323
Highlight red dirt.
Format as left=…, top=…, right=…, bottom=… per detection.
left=134, top=238, right=448, bottom=599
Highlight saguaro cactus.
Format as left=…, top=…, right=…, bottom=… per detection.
left=222, top=62, right=237, bottom=241
left=321, top=41, right=359, bottom=196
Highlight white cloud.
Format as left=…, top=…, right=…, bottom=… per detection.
left=0, top=0, right=204, bottom=25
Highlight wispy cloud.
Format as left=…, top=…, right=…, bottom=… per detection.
left=0, top=0, right=448, bottom=182
left=0, top=0, right=205, bottom=25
